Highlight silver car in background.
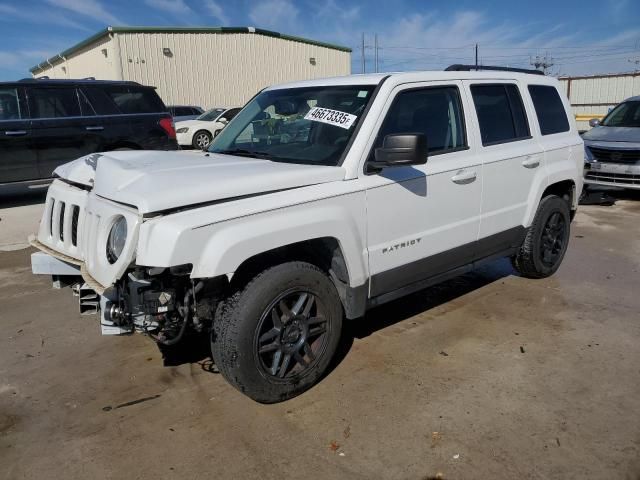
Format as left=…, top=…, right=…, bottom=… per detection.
left=583, top=96, right=640, bottom=190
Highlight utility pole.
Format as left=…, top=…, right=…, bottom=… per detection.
left=475, top=44, right=478, bottom=70
left=374, top=34, right=379, bottom=73
left=361, top=33, right=366, bottom=74
left=530, top=52, right=554, bottom=74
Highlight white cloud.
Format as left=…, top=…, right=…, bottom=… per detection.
left=248, top=0, right=299, bottom=31
left=144, top=0, right=193, bottom=16
left=44, top=0, right=121, bottom=25
left=204, top=0, right=228, bottom=25
left=0, top=3, right=90, bottom=30
left=341, top=9, right=640, bottom=76
left=0, top=49, right=56, bottom=66
left=314, top=0, right=360, bottom=22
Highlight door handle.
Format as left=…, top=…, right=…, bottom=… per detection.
left=5, top=130, right=27, bottom=136
left=85, top=126, right=104, bottom=131
left=451, top=170, right=477, bottom=185
left=522, top=156, right=541, bottom=169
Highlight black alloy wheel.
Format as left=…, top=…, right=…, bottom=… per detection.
left=254, top=290, right=329, bottom=380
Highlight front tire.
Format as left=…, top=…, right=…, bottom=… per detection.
left=212, top=262, right=343, bottom=403
left=192, top=130, right=212, bottom=150
left=512, top=195, right=571, bottom=278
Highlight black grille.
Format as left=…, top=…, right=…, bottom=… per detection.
left=48, top=199, right=55, bottom=237
left=71, top=205, right=80, bottom=247
left=586, top=171, right=640, bottom=185
left=58, top=202, right=65, bottom=241
left=588, top=147, right=640, bottom=165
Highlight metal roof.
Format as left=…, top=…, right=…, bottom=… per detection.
left=30, top=26, right=352, bottom=74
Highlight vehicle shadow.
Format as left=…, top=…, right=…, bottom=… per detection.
left=160, top=257, right=515, bottom=379
left=327, top=257, right=515, bottom=375
left=581, top=185, right=640, bottom=204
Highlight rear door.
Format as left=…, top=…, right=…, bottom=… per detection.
left=102, top=85, right=172, bottom=150
left=82, top=86, right=132, bottom=150
left=0, top=86, right=37, bottom=183
left=29, top=86, right=103, bottom=179
left=464, top=81, right=545, bottom=252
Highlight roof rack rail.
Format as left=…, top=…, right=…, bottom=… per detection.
left=445, top=64, right=545, bottom=76
left=18, top=76, right=51, bottom=82
left=83, top=77, right=95, bottom=80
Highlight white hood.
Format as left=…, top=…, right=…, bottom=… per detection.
left=54, top=151, right=346, bottom=214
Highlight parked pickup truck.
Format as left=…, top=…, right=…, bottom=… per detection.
left=30, top=66, right=583, bottom=403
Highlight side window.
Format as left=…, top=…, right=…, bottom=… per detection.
left=225, top=108, right=241, bottom=120
left=82, top=87, right=120, bottom=115
left=470, top=84, right=530, bottom=146
left=175, top=107, right=191, bottom=116
left=78, top=89, right=96, bottom=116
left=528, top=85, right=570, bottom=135
left=28, top=88, right=81, bottom=118
left=0, top=88, right=22, bottom=120
left=375, top=86, right=467, bottom=155
left=104, top=87, right=165, bottom=114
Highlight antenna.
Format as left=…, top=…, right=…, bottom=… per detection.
left=530, top=53, right=554, bottom=74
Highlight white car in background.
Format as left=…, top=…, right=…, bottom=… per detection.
left=176, top=107, right=242, bottom=149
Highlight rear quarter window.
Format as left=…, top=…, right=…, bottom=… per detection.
left=104, top=86, right=166, bottom=114
left=528, top=85, right=570, bottom=135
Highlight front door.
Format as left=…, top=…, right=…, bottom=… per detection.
left=364, top=81, right=482, bottom=298
left=0, top=86, right=37, bottom=183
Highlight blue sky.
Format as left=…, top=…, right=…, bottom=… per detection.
left=1, top=0, right=639, bottom=80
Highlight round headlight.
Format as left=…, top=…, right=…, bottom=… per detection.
left=106, top=216, right=127, bottom=264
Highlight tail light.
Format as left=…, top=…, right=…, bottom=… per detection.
left=159, top=117, right=176, bottom=139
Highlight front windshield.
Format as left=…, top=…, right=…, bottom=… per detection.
left=602, top=101, right=640, bottom=127
left=198, top=108, right=225, bottom=121
left=209, top=85, right=375, bottom=166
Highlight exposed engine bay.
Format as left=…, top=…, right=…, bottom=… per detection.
left=98, top=266, right=224, bottom=345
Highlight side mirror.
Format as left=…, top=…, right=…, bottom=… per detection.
left=589, top=118, right=600, bottom=128
left=218, top=117, right=228, bottom=124
left=369, top=134, right=428, bottom=171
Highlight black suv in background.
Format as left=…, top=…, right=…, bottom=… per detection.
left=0, top=78, right=178, bottom=185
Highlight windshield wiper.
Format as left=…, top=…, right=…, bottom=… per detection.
left=215, top=148, right=274, bottom=159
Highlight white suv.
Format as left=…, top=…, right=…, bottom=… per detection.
left=30, top=66, right=583, bottom=403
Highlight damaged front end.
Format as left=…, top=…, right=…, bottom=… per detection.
left=33, top=249, right=226, bottom=344
left=100, top=265, right=224, bottom=344
left=30, top=165, right=228, bottom=346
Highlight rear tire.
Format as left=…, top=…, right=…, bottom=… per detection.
left=512, top=195, right=571, bottom=278
left=211, top=262, right=343, bottom=403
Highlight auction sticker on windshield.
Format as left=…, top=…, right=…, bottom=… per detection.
left=304, top=107, right=357, bottom=130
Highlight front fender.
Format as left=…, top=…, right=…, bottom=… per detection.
left=136, top=191, right=369, bottom=287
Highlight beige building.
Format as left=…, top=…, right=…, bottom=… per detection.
left=31, top=26, right=352, bottom=108
left=558, top=72, right=640, bottom=131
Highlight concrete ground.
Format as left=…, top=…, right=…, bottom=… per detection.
left=1, top=190, right=639, bottom=480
